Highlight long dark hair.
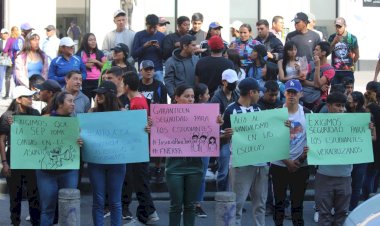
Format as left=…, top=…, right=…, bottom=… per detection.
left=227, top=48, right=242, bottom=75
left=6, top=99, right=35, bottom=115
left=47, top=91, right=70, bottom=114
left=174, top=84, right=194, bottom=98
left=263, top=61, right=279, bottom=81
left=347, top=91, right=365, bottom=113
left=76, top=33, right=103, bottom=70
left=194, top=83, right=208, bottom=103
left=282, top=41, right=297, bottom=77
left=19, top=32, right=46, bottom=65
left=92, top=92, right=122, bottom=112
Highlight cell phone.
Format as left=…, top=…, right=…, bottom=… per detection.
left=151, top=40, right=158, bottom=44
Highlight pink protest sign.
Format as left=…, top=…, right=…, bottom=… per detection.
left=150, top=104, right=220, bottom=157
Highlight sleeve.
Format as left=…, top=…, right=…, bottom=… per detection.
left=3, top=39, right=11, bottom=54
left=0, top=112, right=11, bottom=135
left=159, top=82, right=168, bottom=104
left=327, top=34, right=335, bottom=44
left=353, top=35, right=359, bottom=49
left=210, top=95, right=224, bottom=115
left=84, top=98, right=91, bottom=113
left=48, top=59, right=65, bottom=84
left=14, top=55, right=28, bottom=87
left=164, top=59, right=176, bottom=98
left=221, top=107, right=232, bottom=130
left=131, top=33, right=144, bottom=60
left=162, top=35, right=174, bottom=61
left=322, top=68, right=335, bottom=82
left=80, top=59, right=87, bottom=80
left=102, top=33, right=111, bottom=51
left=273, top=38, right=284, bottom=60
left=41, top=54, right=49, bottom=80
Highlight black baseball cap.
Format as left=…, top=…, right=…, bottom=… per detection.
left=238, top=78, right=259, bottom=93
left=93, top=81, right=117, bottom=95
left=35, top=79, right=62, bottom=92
left=111, top=43, right=129, bottom=57
left=292, top=12, right=309, bottom=24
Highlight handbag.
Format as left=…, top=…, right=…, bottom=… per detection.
left=0, top=55, right=12, bottom=66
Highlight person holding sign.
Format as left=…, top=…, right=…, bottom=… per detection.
left=270, top=79, right=310, bottom=226
left=0, top=86, right=41, bottom=226
left=221, top=78, right=267, bottom=226
left=36, top=91, right=82, bottom=226
left=86, top=81, right=125, bottom=226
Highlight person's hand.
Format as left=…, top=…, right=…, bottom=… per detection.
left=7, top=116, right=13, bottom=125
left=369, top=122, right=375, bottom=130
left=1, top=162, right=11, bottom=177
left=267, top=52, right=274, bottom=59
left=216, top=115, right=224, bottom=126
left=152, top=42, right=160, bottom=48
left=77, top=138, right=83, bottom=147
left=143, top=41, right=152, bottom=48
left=284, top=120, right=291, bottom=128
left=299, top=146, right=309, bottom=162
left=299, top=71, right=307, bottom=80
left=332, top=35, right=342, bottom=45
left=229, top=43, right=237, bottom=49
left=222, top=128, right=234, bottom=139
left=283, top=159, right=299, bottom=173
left=294, top=62, right=300, bottom=71
left=313, top=55, right=320, bottom=68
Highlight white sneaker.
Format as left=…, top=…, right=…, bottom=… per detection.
left=146, top=211, right=159, bottom=224
left=205, top=169, right=215, bottom=180
left=25, top=215, right=31, bottom=221
left=314, top=211, right=319, bottom=223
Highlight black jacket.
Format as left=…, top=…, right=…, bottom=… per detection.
left=255, top=32, right=284, bottom=63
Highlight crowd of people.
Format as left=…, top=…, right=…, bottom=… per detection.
left=0, top=8, right=380, bottom=226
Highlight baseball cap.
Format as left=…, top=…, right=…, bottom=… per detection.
left=13, top=86, right=36, bottom=99
left=230, top=20, right=243, bottom=31
left=20, top=23, right=34, bottom=31
left=93, top=81, right=117, bottom=95
left=140, top=60, right=155, bottom=70
left=209, top=22, right=223, bottom=29
left=111, top=43, right=129, bottom=56
left=45, top=25, right=56, bottom=31
left=222, top=69, right=238, bottom=83
left=114, top=9, right=126, bottom=18
left=208, top=35, right=224, bottom=51
left=238, top=78, right=259, bottom=93
left=159, top=17, right=170, bottom=25
left=335, top=17, right=346, bottom=26
left=59, top=37, right=75, bottom=47
left=292, top=12, right=309, bottom=24
left=35, top=80, right=62, bottom=92
left=1, top=28, right=9, bottom=34
left=285, top=79, right=303, bottom=92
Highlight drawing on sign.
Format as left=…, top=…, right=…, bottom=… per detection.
left=41, top=145, right=76, bottom=169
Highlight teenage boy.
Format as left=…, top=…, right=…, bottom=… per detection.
left=270, top=79, right=310, bottom=226
left=222, top=78, right=268, bottom=226
left=210, top=69, right=240, bottom=191
left=189, top=12, right=207, bottom=45
left=104, top=66, right=125, bottom=99
left=121, top=71, right=159, bottom=224
left=35, top=79, right=62, bottom=115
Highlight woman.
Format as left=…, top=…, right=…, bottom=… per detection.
left=87, top=81, right=125, bottom=226
left=226, top=48, right=246, bottom=83
left=76, top=33, right=106, bottom=99
left=48, top=37, right=86, bottom=87
left=164, top=84, right=222, bottom=226
left=0, top=86, right=40, bottom=226
left=230, top=24, right=261, bottom=70
left=2, top=26, right=20, bottom=98
left=199, top=22, right=229, bottom=57
left=246, top=44, right=267, bottom=83
left=100, top=43, right=136, bottom=79
left=36, top=91, right=82, bottom=226
left=15, top=32, right=48, bottom=87
left=278, top=41, right=302, bottom=82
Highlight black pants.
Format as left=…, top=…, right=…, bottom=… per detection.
left=122, top=162, right=156, bottom=223
left=6, top=169, right=40, bottom=226
left=82, top=79, right=99, bottom=100
left=270, top=164, right=309, bottom=226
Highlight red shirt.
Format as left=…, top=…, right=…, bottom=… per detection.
left=130, top=95, right=149, bottom=111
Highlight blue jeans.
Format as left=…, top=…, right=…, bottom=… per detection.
left=36, top=170, right=79, bottom=226
left=216, top=143, right=231, bottom=191
left=0, top=65, right=6, bottom=93
left=362, top=164, right=380, bottom=199
left=349, top=163, right=367, bottom=210
left=331, top=70, right=355, bottom=86
left=88, top=163, right=126, bottom=226
left=197, top=157, right=210, bottom=203
left=154, top=70, right=164, bottom=83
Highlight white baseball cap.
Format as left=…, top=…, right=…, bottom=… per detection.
left=222, top=69, right=238, bottom=83
left=230, top=20, right=243, bottom=31
left=13, top=86, right=36, bottom=99
left=59, top=37, right=75, bottom=47
left=1, top=28, right=9, bottom=34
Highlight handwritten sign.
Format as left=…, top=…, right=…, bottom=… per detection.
left=231, top=108, right=289, bottom=167
left=306, top=113, right=373, bottom=165
left=78, top=110, right=149, bottom=164
left=11, top=116, right=80, bottom=170
left=150, top=104, right=220, bottom=157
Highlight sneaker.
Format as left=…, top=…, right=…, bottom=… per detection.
left=205, top=169, right=215, bottom=180
left=265, top=205, right=274, bottom=216
left=284, top=205, right=291, bottom=220
left=25, top=215, right=30, bottom=221
left=146, top=211, right=159, bottom=224
left=103, top=208, right=110, bottom=218
left=154, top=167, right=164, bottom=183
left=122, top=208, right=133, bottom=220
left=314, top=211, right=319, bottom=223
left=195, top=206, right=207, bottom=218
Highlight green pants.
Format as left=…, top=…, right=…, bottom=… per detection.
left=166, top=172, right=202, bottom=226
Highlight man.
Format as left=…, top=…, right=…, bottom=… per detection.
left=138, top=60, right=167, bottom=104
left=164, top=34, right=198, bottom=100
left=221, top=78, right=267, bottom=226
left=307, top=13, right=324, bottom=40
left=162, top=16, right=190, bottom=61
left=40, top=25, right=60, bottom=65
left=286, top=12, right=321, bottom=61
left=67, top=21, right=81, bottom=51
left=63, top=70, right=90, bottom=116
left=195, top=35, right=233, bottom=98
left=104, top=66, right=126, bottom=99
left=121, top=71, right=159, bottom=224
left=189, top=12, right=207, bottom=45
left=270, top=16, right=285, bottom=44
left=315, top=92, right=352, bottom=226
left=271, top=79, right=310, bottom=226
left=373, top=51, right=380, bottom=82
left=230, top=20, right=243, bottom=42
left=35, top=79, right=62, bottom=115
left=102, top=9, right=135, bottom=59
left=255, top=19, right=284, bottom=63
left=328, top=17, right=359, bottom=85
left=0, top=28, right=11, bottom=98
left=132, top=14, right=165, bottom=82
left=157, top=17, right=170, bottom=34
left=210, top=69, right=240, bottom=192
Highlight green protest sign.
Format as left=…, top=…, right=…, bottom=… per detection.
left=306, top=113, right=373, bottom=165
left=231, top=108, right=289, bottom=167
left=11, top=116, right=80, bottom=169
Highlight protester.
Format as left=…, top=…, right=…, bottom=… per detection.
left=0, top=86, right=41, bottom=226
left=67, top=21, right=82, bottom=51
left=225, top=48, right=246, bottom=83
left=0, top=28, right=11, bottom=97
left=199, top=22, right=229, bottom=58
left=278, top=41, right=303, bottom=82
left=162, top=16, right=190, bottom=61
left=63, top=70, right=90, bottom=116
left=76, top=33, right=106, bottom=99
left=87, top=81, right=125, bottom=226
left=35, top=79, right=62, bottom=115
left=255, top=19, right=284, bottom=63
left=230, top=20, right=243, bottom=42
left=189, top=13, right=207, bottom=45
left=307, top=13, right=324, bottom=40
left=157, top=17, right=170, bottom=34
left=40, top=25, right=60, bottom=65
left=270, top=16, right=285, bottom=43
left=2, top=26, right=20, bottom=98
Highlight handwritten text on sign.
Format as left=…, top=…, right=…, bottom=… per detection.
left=78, top=110, right=149, bottom=164
left=306, top=113, right=373, bottom=165
left=150, top=104, right=220, bottom=157
left=231, top=108, right=289, bottom=167
left=11, top=116, right=80, bottom=170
